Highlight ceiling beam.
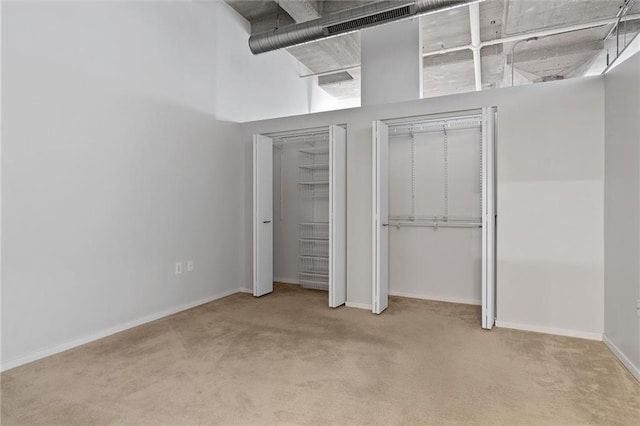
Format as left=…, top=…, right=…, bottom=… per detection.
left=278, top=0, right=321, bottom=22
left=301, top=13, right=640, bottom=78
left=509, top=39, right=605, bottom=64
left=424, top=13, right=640, bottom=57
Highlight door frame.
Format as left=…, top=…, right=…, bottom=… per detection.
left=254, top=126, right=348, bottom=307
left=481, top=107, right=497, bottom=329
left=372, top=120, right=389, bottom=314
left=253, top=134, right=274, bottom=297
left=329, top=125, right=347, bottom=308
left=371, top=109, right=497, bottom=328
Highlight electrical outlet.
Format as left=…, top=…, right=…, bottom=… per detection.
left=175, top=262, right=183, bottom=275
left=187, top=260, right=194, bottom=272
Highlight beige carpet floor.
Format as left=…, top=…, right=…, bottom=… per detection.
left=2, top=283, right=639, bottom=425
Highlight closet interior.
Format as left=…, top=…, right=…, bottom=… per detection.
left=253, top=125, right=346, bottom=308
left=389, top=114, right=483, bottom=302
left=373, top=109, right=496, bottom=327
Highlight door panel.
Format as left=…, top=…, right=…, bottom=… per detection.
left=253, top=134, right=273, bottom=297
left=329, top=125, right=347, bottom=308
left=373, top=121, right=389, bottom=314
left=481, top=108, right=496, bottom=329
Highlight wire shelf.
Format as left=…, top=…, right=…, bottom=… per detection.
left=299, top=153, right=329, bottom=199
left=296, top=133, right=330, bottom=292
left=300, top=182, right=329, bottom=198
left=299, top=279, right=329, bottom=291
left=299, top=146, right=330, bottom=165
left=299, top=256, right=329, bottom=275
left=299, top=272, right=329, bottom=291
left=388, top=116, right=482, bottom=138
left=299, top=222, right=329, bottom=240
left=299, top=163, right=329, bottom=170
left=299, top=271, right=329, bottom=280
left=299, top=146, right=329, bottom=154
left=299, top=239, right=329, bottom=257
left=299, top=166, right=329, bottom=183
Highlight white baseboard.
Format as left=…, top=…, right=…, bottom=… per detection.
left=345, top=301, right=372, bottom=310
left=389, top=291, right=481, bottom=306
left=1, top=288, right=246, bottom=372
left=495, top=320, right=603, bottom=341
left=274, top=277, right=299, bottom=285
left=237, top=287, right=253, bottom=294
left=604, top=335, right=640, bottom=382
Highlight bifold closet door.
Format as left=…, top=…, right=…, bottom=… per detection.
left=372, top=121, right=389, bottom=314
left=481, top=107, right=496, bottom=329
left=253, top=134, right=273, bottom=297
left=329, top=125, right=347, bottom=308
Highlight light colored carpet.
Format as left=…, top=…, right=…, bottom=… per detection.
left=2, top=283, right=639, bottom=425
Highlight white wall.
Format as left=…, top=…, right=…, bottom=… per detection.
left=1, top=0, right=364, bottom=370
left=1, top=1, right=247, bottom=370
left=361, top=18, right=422, bottom=106
left=242, top=77, right=605, bottom=338
left=215, top=2, right=358, bottom=122
left=604, top=51, right=640, bottom=380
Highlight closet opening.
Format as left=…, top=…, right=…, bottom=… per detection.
left=372, top=108, right=496, bottom=328
left=253, top=126, right=347, bottom=308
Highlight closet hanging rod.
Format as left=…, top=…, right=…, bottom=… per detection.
left=389, top=215, right=481, bottom=222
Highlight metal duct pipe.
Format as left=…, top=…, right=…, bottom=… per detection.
left=249, top=0, right=481, bottom=55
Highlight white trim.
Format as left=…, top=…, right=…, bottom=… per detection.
left=389, top=291, right=480, bottom=306
left=237, top=287, right=253, bottom=294
left=1, top=288, right=246, bottom=372
left=604, top=335, right=640, bottom=382
left=495, top=320, right=603, bottom=341
left=372, top=121, right=378, bottom=314
left=481, top=106, right=497, bottom=330
left=273, top=277, right=299, bottom=285
left=346, top=301, right=372, bottom=310
left=253, top=136, right=258, bottom=296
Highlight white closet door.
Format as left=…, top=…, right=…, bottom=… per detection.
left=253, top=134, right=273, bottom=297
left=372, top=121, right=389, bottom=314
left=481, top=108, right=496, bottom=329
left=329, top=125, right=347, bottom=308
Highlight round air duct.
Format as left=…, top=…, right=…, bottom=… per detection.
left=248, top=0, right=481, bottom=55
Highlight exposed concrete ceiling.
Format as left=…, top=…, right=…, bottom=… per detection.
left=225, top=0, right=638, bottom=101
